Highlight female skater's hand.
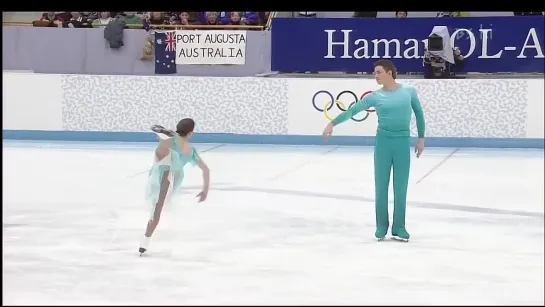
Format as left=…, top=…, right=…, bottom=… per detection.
left=197, top=190, right=208, bottom=202
left=415, top=138, right=425, bottom=158
left=322, top=123, right=334, bottom=142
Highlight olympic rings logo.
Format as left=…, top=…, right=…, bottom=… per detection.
left=312, top=90, right=376, bottom=122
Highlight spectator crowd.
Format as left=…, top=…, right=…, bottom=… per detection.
left=33, top=11, right=543, bottom=29
left=34, top=12, right=271, bottom=29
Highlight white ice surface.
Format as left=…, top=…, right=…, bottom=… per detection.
left=3, top=141, right=544, bottom=305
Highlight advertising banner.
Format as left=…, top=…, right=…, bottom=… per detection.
left=271, top=16, right=544, bottom=73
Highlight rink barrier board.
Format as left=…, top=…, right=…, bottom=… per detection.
left=2, top=72, right=544, bottom=149
left=3, top=130, right=544, bottom=149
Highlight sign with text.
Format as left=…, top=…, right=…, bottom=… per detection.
left=175, top=30, right=247, bottom=65
left=271, top=16, right=544, bottom=73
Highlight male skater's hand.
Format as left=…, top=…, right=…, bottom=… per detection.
left=197, top=190, right=208, bottom=202
left=415, top=138, right=425, bottom=158
left=322, top=123, right=334, bottom=143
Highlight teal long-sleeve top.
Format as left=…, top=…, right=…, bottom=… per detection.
left=331, top=83, right=426, bottom=138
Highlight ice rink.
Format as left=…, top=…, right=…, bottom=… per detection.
left=3, top=140, right=544, bottom=305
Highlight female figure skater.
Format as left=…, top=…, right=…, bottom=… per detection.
left=322, top=60, right=426, bottom=242
left=139, top=118, right=210, bottom=255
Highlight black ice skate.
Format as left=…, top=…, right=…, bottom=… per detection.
left=139, top=236, right=151, bottom=256
left=151, top=125, right=176, bottom=138
left=138, top=247, right=147, bottom=256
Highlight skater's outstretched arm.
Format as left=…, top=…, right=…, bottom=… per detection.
left=331, top=93, right=378, bottom=126
left=195, top=153, right=210, bottom=202
left=322, top=93, right=378, bottom=141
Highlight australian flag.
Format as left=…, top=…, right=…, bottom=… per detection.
left=155, top=31, right=177, bottom=74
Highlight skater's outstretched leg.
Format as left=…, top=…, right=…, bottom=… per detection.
left=146, top=171, right=170, bottom=236
left=139, top=136, right=172, bottom=256
left=140, top=170, right=170, bottom=255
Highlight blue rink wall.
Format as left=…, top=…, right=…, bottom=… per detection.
left=3, top=72, right=544, bottom=149
left=3, top=131, right=545, bottom=149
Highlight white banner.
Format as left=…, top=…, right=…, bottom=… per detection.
left=174, top=30, right=247, bottom=65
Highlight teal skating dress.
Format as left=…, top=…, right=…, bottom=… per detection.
left=145, top=137, right=198, bottom=219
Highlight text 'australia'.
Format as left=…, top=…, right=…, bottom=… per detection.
left=178, top=47, right=244, bottom=58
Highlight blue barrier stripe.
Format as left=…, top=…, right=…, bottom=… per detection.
left=2, top=130, right=544, bottom=149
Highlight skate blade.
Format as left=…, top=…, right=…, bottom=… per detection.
left=151, top=125, right=175, bottom=138
left=391, top=236, right=409, bottom=242
left=151, top=125, right=165, bottom=132
left=139, top=247, right=147, bottom=256
left=375, top=237, right=386, bottom=241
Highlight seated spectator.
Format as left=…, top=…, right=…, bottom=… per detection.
left=144, top=11, right=169, bottom=30
left=163, top=11, right=178, bottom=19
left=226, top=12, right=242, bottom=25
left=92, top=11, right=113, bottom=28
left=169, top=12, right=191, bottom=25
left=66, top=12, right=92, bottom=28
left=214, top=11, right=258, bottom=25
left=82, top=12, right=97, bottom=21
left=35, top=12, right=64, bottom=27
left=197, top=11, right=233, bottom=25
left=148, top=12, right=168, bottom=25
left=55, top=12, right=72, bottom=22
left=40, top=12, right=65, bottom=23
left=119, top=12, right=143, bottom=28
left=395, top=11, right=407, bottom=18
left=186, top=12, right=199, bottom=24
left=204, top=12, right=220, bottom=25
left=165, top=11, right=199, bottom=25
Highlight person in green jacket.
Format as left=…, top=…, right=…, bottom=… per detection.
left=322, top=59, right=426, bottom=242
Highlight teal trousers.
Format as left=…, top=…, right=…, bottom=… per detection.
left=373, top=135, right=410, bottom=231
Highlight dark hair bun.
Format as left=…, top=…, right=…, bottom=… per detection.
left=176, top=118, right=195, bottom=136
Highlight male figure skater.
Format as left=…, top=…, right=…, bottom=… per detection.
left=322, top=60, right=426, bottom=242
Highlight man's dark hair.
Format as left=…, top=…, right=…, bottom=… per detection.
left=374, top=59, right=398, bottom=79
